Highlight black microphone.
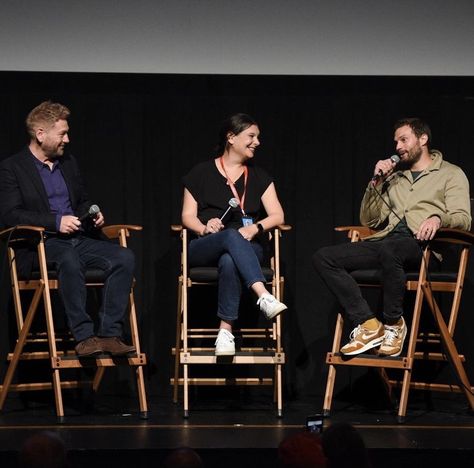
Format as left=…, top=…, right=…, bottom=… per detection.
left=79, top=204, right=100, bottom=222
left=371, top=155, right=400, bottom=183
left=220, top=198, right=239, bottom=221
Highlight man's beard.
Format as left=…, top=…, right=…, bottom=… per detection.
left=42, top=144, right=64, bottom=160
left=397, top=144, right=422, bottom=171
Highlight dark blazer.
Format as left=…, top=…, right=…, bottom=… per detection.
left=0, top=146, right=93, bottom=276
left=0, top=146, right=91, bottom=230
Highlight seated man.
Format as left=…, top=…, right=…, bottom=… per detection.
left=0, top=101, right=136, bottom=357
left=313, top=118, right=470, bottom=357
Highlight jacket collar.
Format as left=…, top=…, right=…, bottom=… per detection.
left=395, top=149, right=443, bottom=181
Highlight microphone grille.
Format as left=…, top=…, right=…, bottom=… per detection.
left=229, top=198, right=239, bottom=208
left=390, top=155, right=401, bottom=164
left=89, top=204, right=100, bottom=215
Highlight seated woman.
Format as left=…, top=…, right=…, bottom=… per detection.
left=182, top=113, right=287, bottom=356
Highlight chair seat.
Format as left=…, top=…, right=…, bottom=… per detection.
left=22, top=268, right=107, bottom=283
left=189, top=266, right=274, bottom=283
left=350, top=269, right=457, bottom=284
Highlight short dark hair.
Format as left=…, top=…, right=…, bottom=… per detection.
left=394, top=117, right=432, bottom=147
left=215, top=113, right=258, bottom=156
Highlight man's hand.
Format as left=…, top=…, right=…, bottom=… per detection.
left=59, top=215, right=81, bottom=234
left=372, top=157, right=397, bottom=185
left=414, top=216, right=441, bottom=241
left=94, top=211, right=105, bottom=228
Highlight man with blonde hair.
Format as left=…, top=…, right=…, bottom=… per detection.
left=0, top=101, right=136, bottom=357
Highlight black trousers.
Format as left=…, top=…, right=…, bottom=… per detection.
left=312, top=235, right=423, bottom=326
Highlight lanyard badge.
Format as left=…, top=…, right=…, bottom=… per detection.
left=219, top=156, right=248, bottom=216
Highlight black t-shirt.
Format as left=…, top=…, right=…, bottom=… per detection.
left=183, top=159, right=273, bottom=230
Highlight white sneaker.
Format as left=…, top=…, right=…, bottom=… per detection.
left=257, top=293, right=288, bottom=320
left=215, top=329, right=235, bottom=356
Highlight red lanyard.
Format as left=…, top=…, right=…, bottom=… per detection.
left=219, top=157, right=248, bottom=215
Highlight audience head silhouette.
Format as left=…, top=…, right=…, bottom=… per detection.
left=163, top=446, right=204, bottom=468
left=278, top=430, right=327, bottom=468
left=321, top=422, right=371, bottom=468
left=18, top=431, right=69, bottom=468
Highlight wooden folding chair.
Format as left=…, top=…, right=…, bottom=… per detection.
left=171, top=225, right=290, bottom=418
left=323, top=225, right=474, bottom=422
left=0, top=225, right=148, bottom=421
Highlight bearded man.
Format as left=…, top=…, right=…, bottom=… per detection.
left=313, top=118, right=471, bottom=357
left=0, top=101, right=136, bottom=357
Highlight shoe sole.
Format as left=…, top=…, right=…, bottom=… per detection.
left=215, top=350, right=236, bottom=356
left=265, top=304, right=288, bottom=320
left=340, top=336, right=384, bottom=356
left=76, top=350, right=102, bottom=357
left=109, top=350, right=136, bottom=357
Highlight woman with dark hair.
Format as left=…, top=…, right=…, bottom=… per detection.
left=182, top=113, right=287, bottom=356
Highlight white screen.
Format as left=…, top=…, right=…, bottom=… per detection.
left=1, top=0, right=473, bottom=75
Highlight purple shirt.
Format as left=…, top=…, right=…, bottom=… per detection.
left=32, top=156, right=74, bottom=231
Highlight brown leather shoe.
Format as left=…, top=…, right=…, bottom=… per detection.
left=98, top=337, right=136, bottom=356
left=75, top=336, right=103, bottom=357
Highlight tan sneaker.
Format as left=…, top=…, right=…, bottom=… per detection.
left=378, top=317, right=407, bottom=357
left=340, top=321, right=384, bottom=356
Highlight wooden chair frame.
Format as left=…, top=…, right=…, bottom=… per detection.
left=323, top=226, right=474, bottom=422
left=0, top=225, right=148, bottom=420
left=171, top=225, right=291, bottom=418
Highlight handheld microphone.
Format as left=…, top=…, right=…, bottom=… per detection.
left=219, top=198, right=239, bottom=221
left=371, top=155, right=400, bottom=183
left=79, top=204, right=100, bottom=222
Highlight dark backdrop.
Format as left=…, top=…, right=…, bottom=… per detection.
left=1, top=72, right=473, bottom=406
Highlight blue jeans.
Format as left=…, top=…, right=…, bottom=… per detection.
left=188, top=229, right=266, bottom=321
left=44, top=235, right=135, bottom=342
left=313, top=235, right=423, bottom=325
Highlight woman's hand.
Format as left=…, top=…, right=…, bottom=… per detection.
left=203, top=217, right=224, bottom=235
left=238, top=224, right=259, bottom=241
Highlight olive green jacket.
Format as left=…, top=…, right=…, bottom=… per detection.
left=360, top=150, right=471, bottom=240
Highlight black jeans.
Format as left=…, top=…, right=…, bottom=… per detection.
left=312, top=235, right=423, bottom=326
left=45, top=235, right=135, bottom=342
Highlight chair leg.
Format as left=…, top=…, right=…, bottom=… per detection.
left=173, top=281, right=183, bottom=404
left=52, top=369, right=64, bottom=419
left=423, top=284, right=474, bottom=411
left=397, top=276, right=426, bottom=422
left=183, top=363, right=189, bottom=418
left=276, top=363, right=283, bottom=418
left=273, top=366, right=277, bottom=403
left=323, top=365, right=336, bottom=417
left=0, top=284, right=43, bottom=410
left=136, top=366, right=148, bottom=419
left=124, top=284, right=149, bottom=417
left=42, top=285, right=65, bottom=418
left=323, top=313, right=344, bottom=416
left=377, top=368, right=394, bottom=403
left=92, top=368, right=106, bottom=392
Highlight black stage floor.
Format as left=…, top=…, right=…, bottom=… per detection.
left=0, top=387, right=473, bottom=468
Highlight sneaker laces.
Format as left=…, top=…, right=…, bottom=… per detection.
left=383, top=325, right=400, bottom=346
left=257, top=294, right=275, bottom=307
left=215, top=329, right=233, bottom=345
left=349, top=325, right=363, bottom=341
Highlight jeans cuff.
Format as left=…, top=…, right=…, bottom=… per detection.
left=246, top=276, right=266, bottom=289
left=217, top=311, right=238, bottom=321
